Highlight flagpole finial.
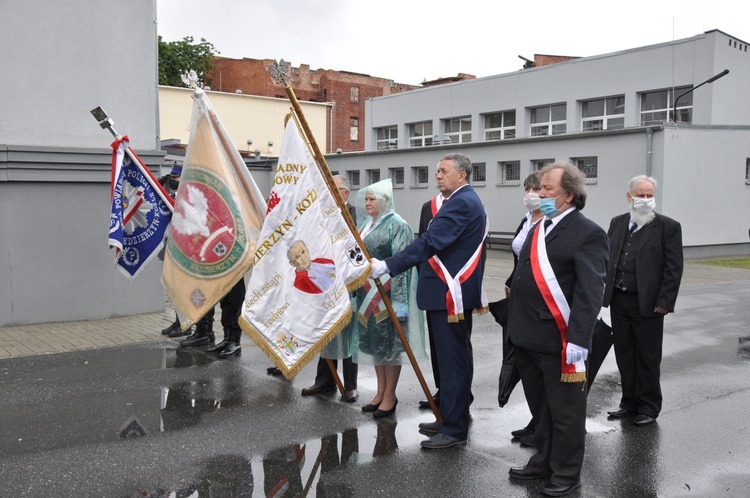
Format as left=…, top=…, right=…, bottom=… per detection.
left=181, top=70, right=201, bottom=90
left=269, top=59, right=291, bottom=87
left=90, top=106, right=118, bottom=138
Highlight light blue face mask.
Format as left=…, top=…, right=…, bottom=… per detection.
left=539, top=193, right=564, bottom=217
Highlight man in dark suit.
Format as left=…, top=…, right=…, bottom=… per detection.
left=603, top=175, right=683, bottom=426
left=507, top=162, right=608, bottom=497
left=416, top=193, right=445, bottom=409
left=300, top=175, right=359, bottom=402
left=370, top=153, right=487, bottom=449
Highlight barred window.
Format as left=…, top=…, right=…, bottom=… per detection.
left=367, top=168, right=380, bottom=184
left=471, top=162, right=486, bottom=186
left=498, top=161, right=521, bottom=185
left=413, top=166, right=429, bottom=187
left=572, top=156, right=598, bottom=184
left=390, top=167, right=405, bottom=187
left=347, top=170, right=360, bottom=189
left=532, top=159, right=554, bottom=171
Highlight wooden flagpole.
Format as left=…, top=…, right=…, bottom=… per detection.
left=270, top=60, right=441, bottom=423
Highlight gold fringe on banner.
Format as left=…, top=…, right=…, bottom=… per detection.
left=240, top=307, right=354, bottom=380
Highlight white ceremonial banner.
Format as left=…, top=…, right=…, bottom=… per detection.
left=240, top=117, right=369, bottom=378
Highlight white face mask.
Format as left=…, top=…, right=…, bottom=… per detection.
left=523, top=192, right=541, bottom=212
left=631, top=196, right=656, bottom=214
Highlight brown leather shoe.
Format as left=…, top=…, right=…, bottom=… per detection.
left=342, top=389, right=359, bottom=402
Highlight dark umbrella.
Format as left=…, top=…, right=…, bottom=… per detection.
left=586, top=318, right=614, bottom=393
left=488, top=299, right=521, bottom=407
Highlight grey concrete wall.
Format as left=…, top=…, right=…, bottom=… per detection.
left=0, top=1, right=163, bottom=326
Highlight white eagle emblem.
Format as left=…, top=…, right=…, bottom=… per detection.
left=173, top=185, right=210, bottom=237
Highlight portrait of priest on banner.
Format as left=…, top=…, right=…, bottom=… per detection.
left=288, top=239, right=336, bottom=294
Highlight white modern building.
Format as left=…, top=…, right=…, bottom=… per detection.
left=325, top=29, right=750, bottom=258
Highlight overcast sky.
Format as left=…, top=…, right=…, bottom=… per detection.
left=157, top=0, right=748, bottom=85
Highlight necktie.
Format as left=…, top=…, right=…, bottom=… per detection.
left=630, top=223, right=637, bottom=233
left=544, top=219, right=552, bottom=234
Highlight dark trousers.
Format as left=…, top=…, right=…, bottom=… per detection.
left=426, top=317, right=440, bottom=391
left=314, top=356, right=358, bottom=391
left=515, top=346, right=587, bottom=486
left=610, top=290, right=665, bottom=418
left=197, top=279, right=246, bottom=341
left=429, top=310, right=473, bottom=440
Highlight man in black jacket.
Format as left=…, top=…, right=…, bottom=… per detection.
left=602, top=175, right=683, bottom=426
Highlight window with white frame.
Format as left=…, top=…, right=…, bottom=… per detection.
left=347, top=170, right=361, bottom=189
left=390, top=167, right=405, bottom=187
left=471, top=162, right=486, bottom=186
left=367, top=168, right=380, bottom=185
left=582, top=96, right=625, bottom=131
left=408, top=121, right=433, bottom=147
left=572, top=156, right=598, bottom=184
left=444, top=116, right=472, bottom=144
left=412, top=166, right=430, bottom=187
left=530, top=104, right=566, bottom=136
left=532, top=159, right=554, bottom=171
left=484, top=110, right=516, bottom=141
left=349, top=117, right=359, bottom=141
left=497, top=161, right=521, bottom=185
left=640, top=87, right=691, bottom=124
left=376, top=126, right=398, bottom=150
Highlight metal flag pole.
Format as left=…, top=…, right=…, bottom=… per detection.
left=90, top=106, right=175, bottom=211
left=269, top=60, right=442, bottom=423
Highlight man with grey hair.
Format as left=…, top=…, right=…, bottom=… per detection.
left=370, top=153, right=487, bottom=449
left=506, top=162, right=608, bottom=496
left=603, top=174, right=683, bottom=427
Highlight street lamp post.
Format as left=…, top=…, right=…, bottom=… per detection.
left=671, top=69, right=729, bottom=122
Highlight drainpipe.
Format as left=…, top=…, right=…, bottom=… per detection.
left=646, top=127, right=654, bottom=177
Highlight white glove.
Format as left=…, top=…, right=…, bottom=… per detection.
left=566, top=342, right=589, bottom=365
left=370, top=258, right=390, bottom=279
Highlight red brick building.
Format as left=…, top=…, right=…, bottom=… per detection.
left=207, top=57, right=421, bottom=153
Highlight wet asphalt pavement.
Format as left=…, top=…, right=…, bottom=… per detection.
left=1, top=257, right=750, bottom=497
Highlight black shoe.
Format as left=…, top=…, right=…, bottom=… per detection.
left=607, top=407, right=635, bottom=418
left=540, top=481, right=581, bottom=497
left=207, top=338, right=230, bottom=353
left=373, top=400, right=398, bottom=418
left=418, top=421, right=439, bottom=436
left=218, top=342, right=241, bottom=358
left=508, top=466, right=549, bottom=481
left=634, top=414, right=656, bottom=426
left=519, top=434, right=535, bottom=447
left=301, top=384, right=337, bottom=396
left=161, top=318, right=180, bottom=335
left=420, top=433, right=466, bottom=449
left=267, top=366, right=283, bottom=376
left=361, top=402, right=381, bottom=413
left=511, top=425, right=535, bottom=439
left=419, top=394, right=440, bottom=409
left=180, top=331, right=213, bottom=347
left=168, top=325, right=192, bottom=338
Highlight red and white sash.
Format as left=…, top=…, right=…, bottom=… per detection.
left=427, top=195, right=489, bottom=322
left=529, top=220, right=586, bottom=383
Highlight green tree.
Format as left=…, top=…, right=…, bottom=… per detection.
left=158, top=36, right=219, bottom=88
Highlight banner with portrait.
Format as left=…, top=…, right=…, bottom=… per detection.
left=240, top=117, right=369, bottom=378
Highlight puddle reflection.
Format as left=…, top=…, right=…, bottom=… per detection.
left=137, top=421, right=400, bottom=497
left=738, top=336, right=750, bottom=359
